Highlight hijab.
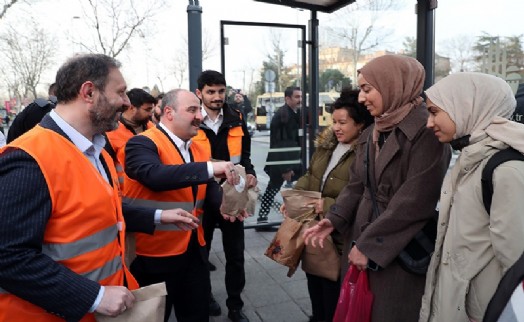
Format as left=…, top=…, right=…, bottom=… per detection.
left=358, top=54, right=425, bottom=147
left=425, top=72, right=524, bottom=154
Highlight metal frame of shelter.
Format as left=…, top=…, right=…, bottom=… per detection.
left=219, top=20, right=308, bottom=179
left=188, top=0, right=438, bottom=157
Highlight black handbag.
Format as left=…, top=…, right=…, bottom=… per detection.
left=364, top=133, right=437, bottom=275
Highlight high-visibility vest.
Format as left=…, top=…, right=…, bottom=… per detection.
left=0, top=125, right=138, bottom=322
left=194, top=124, right=244, bottom=164
left=123, top=127, right=209, bottom=257
left=106, top=120, right=154, bottom=189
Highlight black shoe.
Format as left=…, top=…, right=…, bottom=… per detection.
left=256, top=216, right=268, bottom=223
left=208, top=261, right=217, bottom=271
left=209, top=295, right=221, bottom=316
left=228, top=309, right=249, bottom=322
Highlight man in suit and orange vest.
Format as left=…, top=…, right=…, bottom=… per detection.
left=0, top=54, right=200, bottom=322
left=195, top=70, right=256, bottom=322
left=123, top=88, right=240, bottom=322
left=105, top=87, right=156, bottom=189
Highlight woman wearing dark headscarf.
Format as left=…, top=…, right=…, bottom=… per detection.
left=304, top=55, right=451, bottom=321
left=420, top=72, right=524, bottom=322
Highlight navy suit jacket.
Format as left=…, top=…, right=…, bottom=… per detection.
left=0, top=115, right=156, bottom=321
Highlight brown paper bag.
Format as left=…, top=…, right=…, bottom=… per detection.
left=221, top=165, right=249, bottom=216
left=300, top=220, right=341, bottom=282
left=264, top=217, right=305, bottom=276
left=280, top=189, right=322, bottom=220
left=246, top=186, right=260, bottom=216
left=95, top=282, right=167, bottom=322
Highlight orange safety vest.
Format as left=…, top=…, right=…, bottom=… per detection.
left=0, top=126, right=138, bottom=322
left=106, top=120, right=154, bottom=189
left=194, top=124, right=244, bottom=164
left=123, top=127, right=210, bottom=257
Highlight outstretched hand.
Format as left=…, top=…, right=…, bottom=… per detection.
left=303, top=218, right=334, bottom=248
left=160, top=208, right=199, bottom=230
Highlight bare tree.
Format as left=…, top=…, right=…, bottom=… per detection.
left=172, top=51, right=188, bottom=88
left=0, top=0, right=20, bottom=20
left=441, top=34, right=476, bottom=72
left=76, top=0, right=165, bottom=58
left=170, top=29, right=217, bottom=88
left=323, top=0, right=399, bottom=83
left=0, top=22, right=55, bottom=99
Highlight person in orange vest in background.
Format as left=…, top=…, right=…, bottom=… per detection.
left=123, top=88, right=240, bottom=322
left=0, top=54, right=199, bottom=322
left=105, top=87, right=156, bottom=189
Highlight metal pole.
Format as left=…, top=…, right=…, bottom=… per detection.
left=416, top=0, right=437, bottom=90
left=308, top=10, right=319, bottom=160
left=187, top=0, right=203, bottom=92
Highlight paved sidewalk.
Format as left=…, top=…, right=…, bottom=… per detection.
left=207, top=228, right=312, bottom=322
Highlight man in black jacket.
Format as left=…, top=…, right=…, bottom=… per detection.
left=7, top=83, right=57, bottom=143
left=196, top=70, right=257, bottom=322
left=257, top=86, right=302, bottom=223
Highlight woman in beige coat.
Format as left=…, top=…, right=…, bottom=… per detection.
left=304, top=54, right=451, bottom=322
left=419, top=72, right=524, bottom=322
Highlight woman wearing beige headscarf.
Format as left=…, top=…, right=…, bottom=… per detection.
left=304, top=54, right=451, bottom=321
left=419, top=72, right=524, bottom=322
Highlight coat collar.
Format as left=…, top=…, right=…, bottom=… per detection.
left=360, top=105, right=430, bottom=183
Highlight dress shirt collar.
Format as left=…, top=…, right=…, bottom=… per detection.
left=158, top=121, right=192, bottom=152
left=49, top=110, right=106, bottom=157
left=201, top=106, right=223, bottom=133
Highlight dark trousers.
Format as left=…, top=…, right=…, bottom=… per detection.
left=258, top=171, right=284, bottom=218
left=306, top=273, right=340, bottom=322
left=130, top=233, right=210, bottom=322
left=203, top=210, right=246, bottom=310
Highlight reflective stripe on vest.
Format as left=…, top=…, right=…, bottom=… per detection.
left=0, top=255, right=123, bottom=296
left=42, top=225, right=118, bottom=261
left=122, top=198, right=205, bottom=232
left=227, top=126, right=243, bottom=164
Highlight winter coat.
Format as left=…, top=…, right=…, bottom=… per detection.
left=326, top=106, right=451, bottom=322
left=419, top=137, right=524, bottom=322
left=294, top=127, right=356, bottom=253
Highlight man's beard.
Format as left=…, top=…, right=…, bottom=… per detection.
left=205, top=99, right=224, bottom=111
left=90, top=94, right=122, bottom=133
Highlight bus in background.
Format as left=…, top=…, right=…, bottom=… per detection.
left=254, top=92, right=285, bottom=130
left=254, top=91, right=340, bottom=131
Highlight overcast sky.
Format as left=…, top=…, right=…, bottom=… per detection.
left=1, top=0, right=523, bottom=96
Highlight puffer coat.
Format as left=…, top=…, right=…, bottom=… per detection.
left=294, top=126, right=356, bottom=253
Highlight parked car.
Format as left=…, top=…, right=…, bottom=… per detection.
left=247, top=121, right=255, bottom=137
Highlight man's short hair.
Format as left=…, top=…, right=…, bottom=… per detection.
left=126, top=88, right=157, bottom=108
left=197, top=70, right=226, bottom=91
left=160, top=89, right=184, bottom=115
left=48, top=83, right=57, bottom=97
left=284, top=86, right=301, bottom=98
left=55, top=54, right=121, bottom=103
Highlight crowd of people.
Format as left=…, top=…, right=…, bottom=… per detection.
left=1, top=52, right=523, bottom=322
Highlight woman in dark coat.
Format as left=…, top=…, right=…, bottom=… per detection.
left=283, top=89, right=373, bottom=322
left=304, top=55, right=451, bottom=322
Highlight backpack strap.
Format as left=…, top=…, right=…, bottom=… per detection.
left=481, top=148, right=524, bottom=215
